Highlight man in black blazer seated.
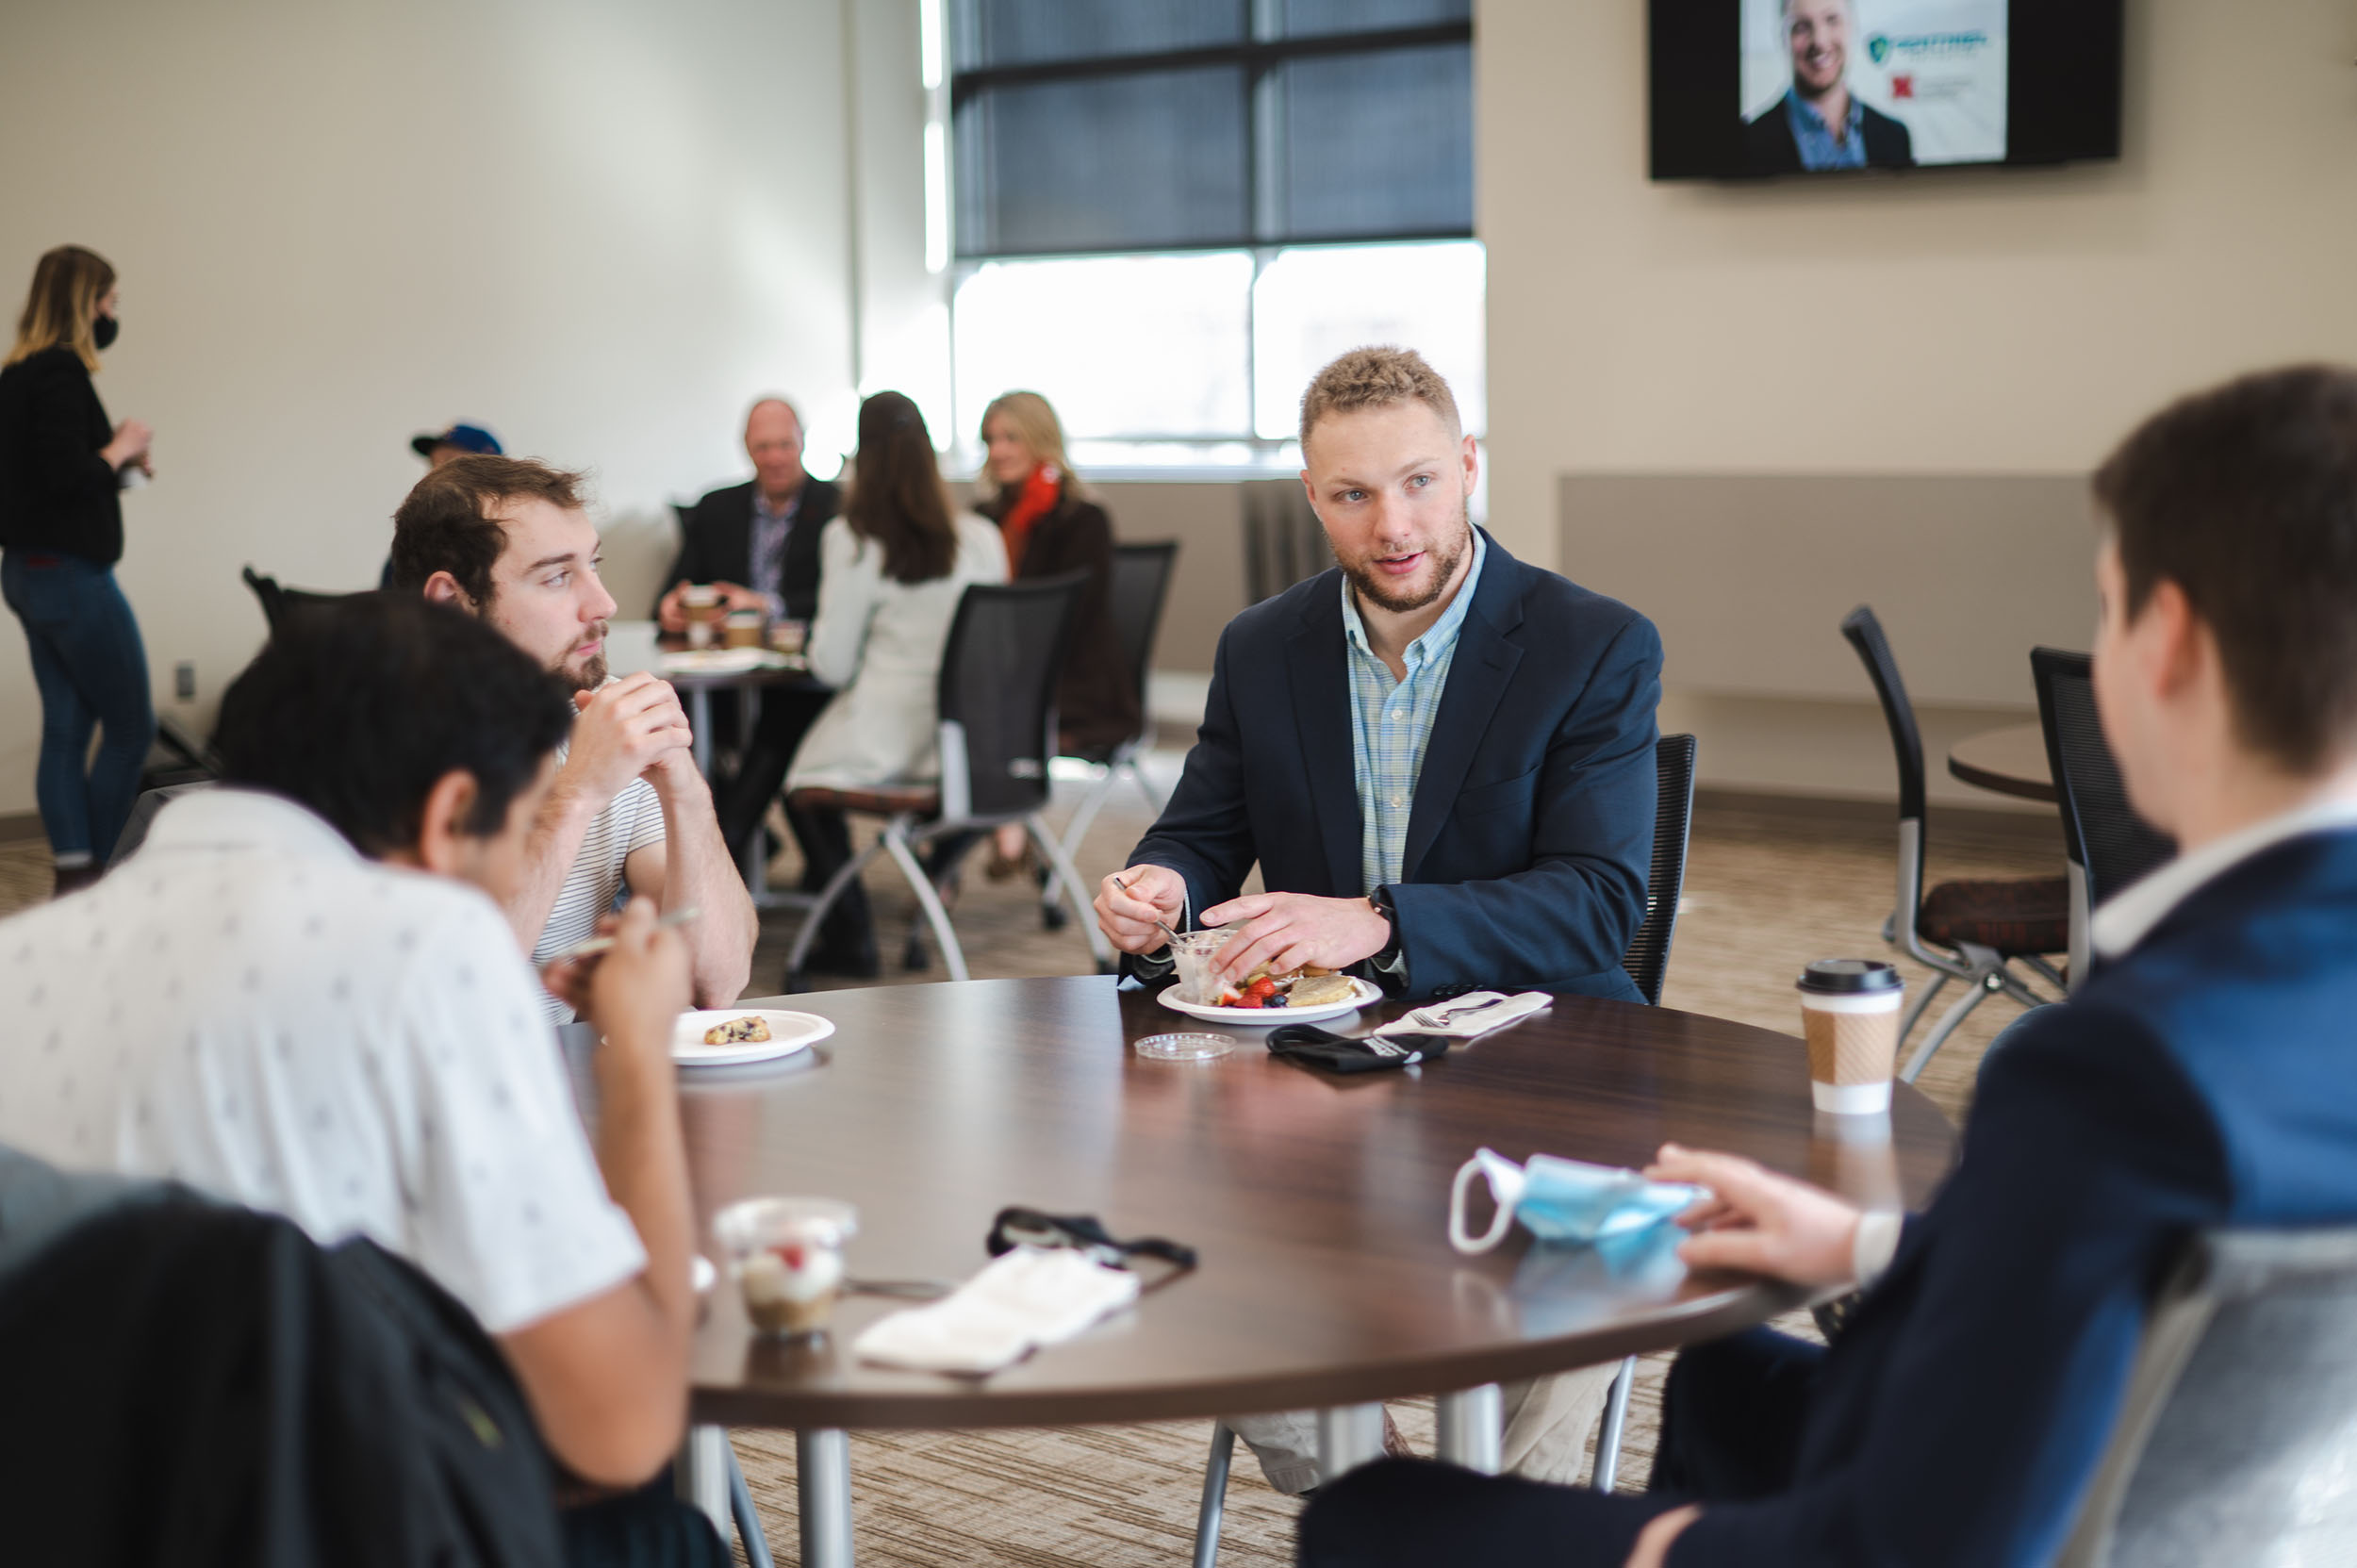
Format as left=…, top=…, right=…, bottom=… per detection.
left=1096, top=345, right=1663, bottom=1492
left=1301, top=365, right=2357, bottom=1568
left=654, top=397, right=847, bottom=925
left=1744, top=0, right=1913, bottom=173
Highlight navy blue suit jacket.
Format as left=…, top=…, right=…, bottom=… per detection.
left=1127, top=533, right=1662, bottom=1001
left=1656, top=829, right=2357, bottom=1564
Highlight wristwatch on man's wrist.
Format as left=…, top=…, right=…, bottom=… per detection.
left=1366, top=885, right=1406, bottom=978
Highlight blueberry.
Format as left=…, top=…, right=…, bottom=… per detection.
left=1265, top=994, right=1288, bottom=1007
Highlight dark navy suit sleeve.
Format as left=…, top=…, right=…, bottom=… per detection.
left=1668, top=1004, right=2230, bottom=1568
left=1389, top=613, right=1661, bottom=998
left=1125, top=620, right=1260, bottom=930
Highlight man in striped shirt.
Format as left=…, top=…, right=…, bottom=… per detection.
left=391, top=456, right=757, bottom=1020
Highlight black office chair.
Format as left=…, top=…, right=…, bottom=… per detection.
left=2030, top=648, right=2177, bottom=989
left=1038, top=540, right=1181, bottom=926
left=108, top=781, right=215, bottom=867
left=1240, top=479, right=1330, bottom=604
left=241, top=566, right=354, bottom=635
left=782, top=574, right=1112, bottom=989
left=1190, top=734, right=1703, bottom=1556
left=2054, top=1225, right=2357, bottom=1567
left=1841, top=606, right=2067, bottom=1081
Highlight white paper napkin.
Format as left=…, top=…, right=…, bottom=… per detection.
left=851, top=1246, right=1142, bottom=1376
left=1372, top=990, right=1553, bottom=1040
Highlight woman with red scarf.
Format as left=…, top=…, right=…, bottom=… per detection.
left=976, top=391, right=1141, bottom=875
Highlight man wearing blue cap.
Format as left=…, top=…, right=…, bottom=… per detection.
left=412, top=420, right=505, bottom=469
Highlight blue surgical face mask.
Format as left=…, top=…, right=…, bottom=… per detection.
left=1448, top=1147, right=1706, bottom=1255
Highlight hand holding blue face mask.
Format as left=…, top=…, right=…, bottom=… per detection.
left=1448, top=1147, right=1709, bottom=1256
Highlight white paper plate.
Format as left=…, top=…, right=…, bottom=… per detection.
left=659, top=648, right=793, bottom=675
left=1153, top=977, right=1382, bottom=1028
left=671, top=1009, right=833, bottom=1065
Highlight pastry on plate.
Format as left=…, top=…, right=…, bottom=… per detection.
left=702, top=1015, right=772, bottom=1046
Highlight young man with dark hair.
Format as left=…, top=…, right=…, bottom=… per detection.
left=1302, top=365, right=2357, bottom=1567
left=0, top=595, right=720, bottom=1560
left=390, top=456, right=756, bottom=1019
left=1097, top=344, right=1665, bottom=1494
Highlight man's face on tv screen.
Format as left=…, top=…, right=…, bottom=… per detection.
left=1786, top=0, right=1851, bottom=96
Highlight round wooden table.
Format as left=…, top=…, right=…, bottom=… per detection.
left=637, top=976, right=1957, bottom=1562
left=1947, top=721, right=2055, bottom=803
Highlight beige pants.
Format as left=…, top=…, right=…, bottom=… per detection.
left=1226, top=1361, right=1621, bottom=1494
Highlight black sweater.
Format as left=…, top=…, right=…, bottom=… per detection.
left=0, top=347, right=122, bottom=565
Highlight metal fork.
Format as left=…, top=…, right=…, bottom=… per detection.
left=1406, top=996, right=1502, bottom=1031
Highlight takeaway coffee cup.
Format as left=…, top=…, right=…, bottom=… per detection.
left=1797, top=959, right=1904, bottom=1114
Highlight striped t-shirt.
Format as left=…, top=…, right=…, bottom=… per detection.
left=531, top=755, right=668, bottom=1021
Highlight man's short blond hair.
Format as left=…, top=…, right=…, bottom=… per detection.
left=1298, top=345, right=1462, bottom=450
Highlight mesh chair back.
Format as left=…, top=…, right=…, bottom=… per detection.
left=241, top=568, right=354, bottom=636
left=1622, top=734, right=1699, bottom=1007
left=1108, top=542, right=1179, bottom=747
left=1241, top=480, right=1330, bottom=604
left=241, top=566, right=286, bottom=632
left=937, top=573, right=1089, bottom=820
left=2058, top=1226, right=2357, bottom=1568
left=1839, top=605, right=1929, bottom=823
left=109, top=781, right=214, bottom=867
left=2031, top=648, right=2174, bottom=903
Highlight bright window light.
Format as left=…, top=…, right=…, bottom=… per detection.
left=952, top=253, right=1254, bottom=441
left=919, top=0, right=945, bottom=91
left=1252, top=241, right=1486, bottom=440
left=924, top=123, right=950, bottom=274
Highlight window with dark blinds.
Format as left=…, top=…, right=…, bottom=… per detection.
left=949, top=0, right=1473, bottom=259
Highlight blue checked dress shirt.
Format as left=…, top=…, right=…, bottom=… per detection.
left=1341, top=530, right=1488, bottom=896
left=1785, top=89, right=1868, bottom=170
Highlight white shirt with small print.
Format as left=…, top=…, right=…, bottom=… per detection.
left=0, top=787, right=646, bottom=1335
left=532, top=742, right=668, bottom=1023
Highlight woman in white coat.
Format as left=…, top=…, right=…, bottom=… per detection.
left=784, top=389, right=1006, bottom=972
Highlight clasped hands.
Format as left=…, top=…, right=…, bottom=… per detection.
left=1095, top=863, right=1392, bottom=982
left=564, top=672, right=699, bottom=801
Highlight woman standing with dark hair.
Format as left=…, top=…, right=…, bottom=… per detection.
left=783, top=390, right=1006, bottom=972
left=0, top=245, right=157, bottom=893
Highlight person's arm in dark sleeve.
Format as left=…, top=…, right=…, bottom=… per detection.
left=1389, top=613, right=1662, bottom=997
left=1667, top=1005, right=2230, bottom=1567
left=25, top=359, right=116, bottom=513
left=1122, top=623, right=1259, bottom=935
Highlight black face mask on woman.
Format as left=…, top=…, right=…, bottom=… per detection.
left=91, top=314, right=118, bottom=351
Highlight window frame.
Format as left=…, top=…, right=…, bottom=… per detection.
left=949, top=15, right=1475, bottom=262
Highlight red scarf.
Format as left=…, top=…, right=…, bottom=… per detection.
left=999, top=464, right=1062, bottom=574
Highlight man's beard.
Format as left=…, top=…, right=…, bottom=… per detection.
left=560, top=623, right=611, bottom=693
left=1339, top=505, right=1473, bottom=616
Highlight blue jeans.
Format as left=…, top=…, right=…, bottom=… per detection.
left=0, top=551, right=154, bottom=862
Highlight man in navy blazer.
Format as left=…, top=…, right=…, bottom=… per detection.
left=1096, top=346, right=1661, bottom=1495
left=1096, top=353, right=1661, bottom=1009
left=1300, top=365, right=2357, bottom=1567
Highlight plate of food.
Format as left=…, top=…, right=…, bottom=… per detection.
left=671, top=1009, right=833, bottom=1066
left=1154, top=969, right=1382, bottom=1027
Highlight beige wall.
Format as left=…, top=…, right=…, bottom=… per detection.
left=0, top=0, right=862, bottom=816
left=1479, top=0, right=2357, bottom=802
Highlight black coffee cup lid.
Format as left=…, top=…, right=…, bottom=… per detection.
left=1797, top=958, right=1902, bottom=995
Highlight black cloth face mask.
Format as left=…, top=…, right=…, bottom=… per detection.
left=91, top=314, right=118, bottom=351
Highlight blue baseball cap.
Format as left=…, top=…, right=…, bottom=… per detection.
left=411, top=421, right=503, bottom=460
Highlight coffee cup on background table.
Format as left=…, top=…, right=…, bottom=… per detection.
left=1797, top=959, right=1904, bottom=1115
left=683, top=585, right=721, bottom=649
left=723, top=609, right=765, bottom=649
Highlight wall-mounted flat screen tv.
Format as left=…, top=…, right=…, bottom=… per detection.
left=1650, top=1, right=2124, bottom=180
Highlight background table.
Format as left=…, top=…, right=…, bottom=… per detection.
left=653, top=646, right=830, bottom=895
left=620, top=976, right=1956, bottom=1560
left=1947, top=721, right=2055, bottom=803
